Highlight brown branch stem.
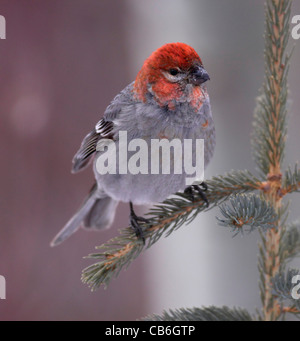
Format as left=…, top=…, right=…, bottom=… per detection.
left=260, top=0, right=288, bottom=321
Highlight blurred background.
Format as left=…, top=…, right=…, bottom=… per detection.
left=0, top=0, right=300, bottom=321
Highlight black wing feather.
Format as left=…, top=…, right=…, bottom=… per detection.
left=72, top=119, right=114, bottom=173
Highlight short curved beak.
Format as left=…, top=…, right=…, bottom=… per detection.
left=190, top=66, right=210, bottom=85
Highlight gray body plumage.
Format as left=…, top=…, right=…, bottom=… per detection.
left=51, top=82, right=215, bottom=246
left=94, top=82, right=215, bottom=204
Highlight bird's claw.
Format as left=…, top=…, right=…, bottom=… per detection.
left=129, top=202, right=151, bottom=244
left=184, top=182, right=209, bottom=207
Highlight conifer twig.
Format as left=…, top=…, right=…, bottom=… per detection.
left=254, top=0, right=292, bottom=321
left=82, top=170, right=260, bottom=289
left=217, top=194, right=278, bottom=234
left=142, top=306, right=254, bottom=322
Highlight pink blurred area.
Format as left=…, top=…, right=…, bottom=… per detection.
left=0, top=1, right=147, bottom=320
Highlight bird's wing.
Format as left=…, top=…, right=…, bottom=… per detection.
left=71, top=119, right=114, bottom=173
left=71, top=82, right=135, bottom=173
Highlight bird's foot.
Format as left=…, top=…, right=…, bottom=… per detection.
left=129, top=202, right=151, bottom=244
left=184, top=182, right=209, bottom=207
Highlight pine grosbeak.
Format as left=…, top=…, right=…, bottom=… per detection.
left=51, top=42, right=215, bottom=246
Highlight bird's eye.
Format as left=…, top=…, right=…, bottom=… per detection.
left=169, top=68, right=179, bottom=76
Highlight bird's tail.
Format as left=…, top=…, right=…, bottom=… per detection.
left=50, top=184, right=118, bottom=247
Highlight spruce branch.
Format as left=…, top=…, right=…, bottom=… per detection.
left=252, top=0, right=291, bottom=179
left=217, top=194, right=278, bottom=235
left=142, top=306, right=254, bottom=322
left=281, top=164, right=300, bottom=195
left=82, top=170, right=260, bottom=289
left=280, top=221, right=300, bottom=263
left=272, top=268, right=300, bottom=300
left=271, top=269, right=300, bottom=314
left=255, top=0, right=294, bottom=321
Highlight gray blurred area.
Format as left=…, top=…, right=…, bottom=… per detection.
left=0, top=0, right=299, bottom=320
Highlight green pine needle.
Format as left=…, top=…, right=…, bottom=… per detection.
left=217, top=194, right=278, bottom=234
left=142, top=306, right=253, bottom=321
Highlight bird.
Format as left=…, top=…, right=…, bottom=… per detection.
left=51, top=42, right=216, bottom=247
